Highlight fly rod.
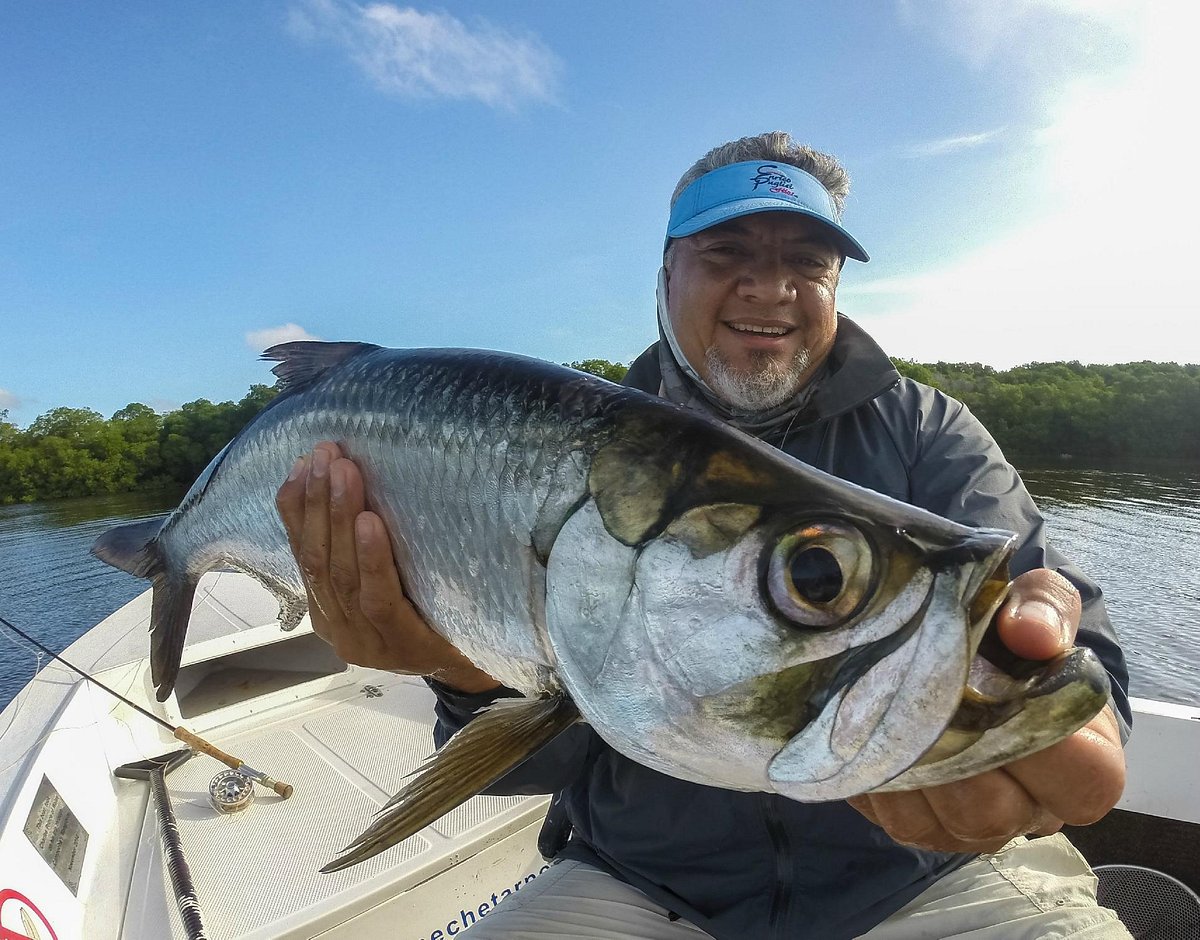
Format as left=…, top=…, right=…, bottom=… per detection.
left=0, top=614, right=293, bottom=798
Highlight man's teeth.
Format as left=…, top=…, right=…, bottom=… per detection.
left=728, top=323, right=789, bottom=335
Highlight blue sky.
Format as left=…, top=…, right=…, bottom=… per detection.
left=2, top=1, right=1196, bottom=426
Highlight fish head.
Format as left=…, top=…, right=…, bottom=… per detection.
left=547, top=404, right=1105, bottom=800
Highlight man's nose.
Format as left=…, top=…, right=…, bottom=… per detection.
left=736, top=255, right=797, bottom=304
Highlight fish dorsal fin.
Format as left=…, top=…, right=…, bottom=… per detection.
left=260, top=341, right=381, bottom=392
left=321, top=694, right=580, bottom=872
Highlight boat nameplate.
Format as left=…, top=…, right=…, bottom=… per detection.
left=21, top=776, right=87, bottom=896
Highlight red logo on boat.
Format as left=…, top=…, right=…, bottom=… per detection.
left=0, top=889, right=58, bottom=940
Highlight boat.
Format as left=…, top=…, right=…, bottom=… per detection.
left=0, top=572, right=551, bottom=939
left=1, top=572, right=1197, bottom=938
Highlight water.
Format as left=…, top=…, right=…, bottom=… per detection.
left=0, top=489, right=183, bottom=709
left=1019, top=466, right=1200, bottom=708
left=0, top=469, right=1197, bottom=712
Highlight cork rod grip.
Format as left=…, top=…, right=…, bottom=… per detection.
left=174, top=727, right=239, bottom=767
left=261, top=776, right=295, bottom=799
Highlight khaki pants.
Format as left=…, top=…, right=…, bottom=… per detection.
left=462, top=834, right=1130, bottom=939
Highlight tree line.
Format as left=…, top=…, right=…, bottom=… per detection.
left=1, top=359, right=1196, bottom=505
left=889, top=359, right=1200, bottom=463
left=0, top=386, right=277, bottom=504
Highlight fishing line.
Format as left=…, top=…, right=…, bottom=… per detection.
left=0, top=613, right=294, bottom=798
left=0, top=624, right=47, bottom=747
left=0, top=617, right=161, bottom=777
left=0, top=614, right=161, bottom=779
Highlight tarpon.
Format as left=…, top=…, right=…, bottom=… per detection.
left=92, top=342, right=1109, bottom=871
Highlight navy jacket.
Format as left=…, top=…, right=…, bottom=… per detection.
left=429, top=315, right=1131, bottom=940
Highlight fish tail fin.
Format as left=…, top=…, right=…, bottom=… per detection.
left=320, top=694, right=581, bottom=873
left=149, top=573, right=200, bottom=702
left=91, top=519, right=197, bottom=703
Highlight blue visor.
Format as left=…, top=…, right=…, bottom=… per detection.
left=666, top=160, right=869, bottom=262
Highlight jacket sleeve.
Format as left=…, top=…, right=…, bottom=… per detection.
left=424, top=678, right=599, bottom=794
left=892, top=382, right=1132, bottom=742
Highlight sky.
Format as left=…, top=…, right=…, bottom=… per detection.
left=2, top=0, right=1197, bottom=427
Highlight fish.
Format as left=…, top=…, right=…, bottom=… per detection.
left=92, top=341, right=1110, bottom=872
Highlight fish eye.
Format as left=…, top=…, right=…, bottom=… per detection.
left=767, top=522, right=875, bottom=629
left=789, top=547, right=842, bottom=603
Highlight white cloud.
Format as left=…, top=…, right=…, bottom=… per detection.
left=0, top=389, right=19, bottom=412
left=289, top=0, right=562, bottom=108
left=848, top=1, right=1200, bottom=367
left=147, top=398, right=181, bottom=415
left=246, top=323, right=322, bottom=352
left=897, top=0, right=1138, bottom=75
left=901, top=129, right=1004, bottom=158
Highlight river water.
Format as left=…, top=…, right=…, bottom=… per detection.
left=0, top=467, right=1197, bottom=712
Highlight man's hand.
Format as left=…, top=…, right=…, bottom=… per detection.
left=847, top=568, right=1126, bottom=854
left=275, top=441, right=501, bottom=694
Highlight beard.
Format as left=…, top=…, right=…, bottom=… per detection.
left=703, top=345, right=811, bottom=412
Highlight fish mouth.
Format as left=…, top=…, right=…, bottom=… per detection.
left=905, top=557, right=1111, bottom=776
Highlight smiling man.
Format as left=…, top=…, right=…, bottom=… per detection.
left=277, top=132, right=1132, bottom=939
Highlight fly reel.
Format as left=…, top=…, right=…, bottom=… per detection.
left=208, top=770, right=255, bottom=814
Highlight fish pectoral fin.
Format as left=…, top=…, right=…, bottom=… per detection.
left=320, top=693, right=581, bottom=873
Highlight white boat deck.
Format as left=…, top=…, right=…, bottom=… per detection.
left=0, top=572, right=550, bottom=940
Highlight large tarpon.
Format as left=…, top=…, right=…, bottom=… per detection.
left=93, top=342, right=1109, bottom=871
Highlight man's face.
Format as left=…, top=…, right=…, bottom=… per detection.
left=665, top=212, right=842, bottom=411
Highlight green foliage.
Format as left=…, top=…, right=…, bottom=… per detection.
left=0, top=385, right=278, bottom=504
left=567, top=359, right=629, bottom=383
left=890, top=358, right=1200, bottom=461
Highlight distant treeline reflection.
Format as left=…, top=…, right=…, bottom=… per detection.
left=1, top=358, right=1197, bottom=504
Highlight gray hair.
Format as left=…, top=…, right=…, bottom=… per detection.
left=670, top=131, right=850, bottom=218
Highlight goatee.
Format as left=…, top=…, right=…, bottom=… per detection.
left=704, top=346, right=811, bottom=412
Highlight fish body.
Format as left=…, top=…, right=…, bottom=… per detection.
left=94, top=342, right=1108, bottom=869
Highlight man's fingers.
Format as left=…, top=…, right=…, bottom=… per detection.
left=1003, top=709, right=1126, bottom=826
left=852, top=790, right=944, bottom=850
left=996, top=568, right=1082, bottom=661
left=327, top=458, right=364, bottom=620
left=300, top=443, right=341, bottom=622
left=849, top=771, right=1049, bottom=854
left=275, top=455, right=308, bottom=555
left=921, top=772, right=1038, bottom=847
left=353, top=511, right=412, bottom=644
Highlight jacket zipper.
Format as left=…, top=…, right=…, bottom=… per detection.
left=760, top=795, right=793, bottom=937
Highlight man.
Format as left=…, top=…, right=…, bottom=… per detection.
left=277, top=132, right=1131, bottom=938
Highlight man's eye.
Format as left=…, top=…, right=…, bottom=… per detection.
left=791, top=255, right=832, bottom=270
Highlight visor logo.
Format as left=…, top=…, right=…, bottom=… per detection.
left=751, top=164, right=796, bottom=198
